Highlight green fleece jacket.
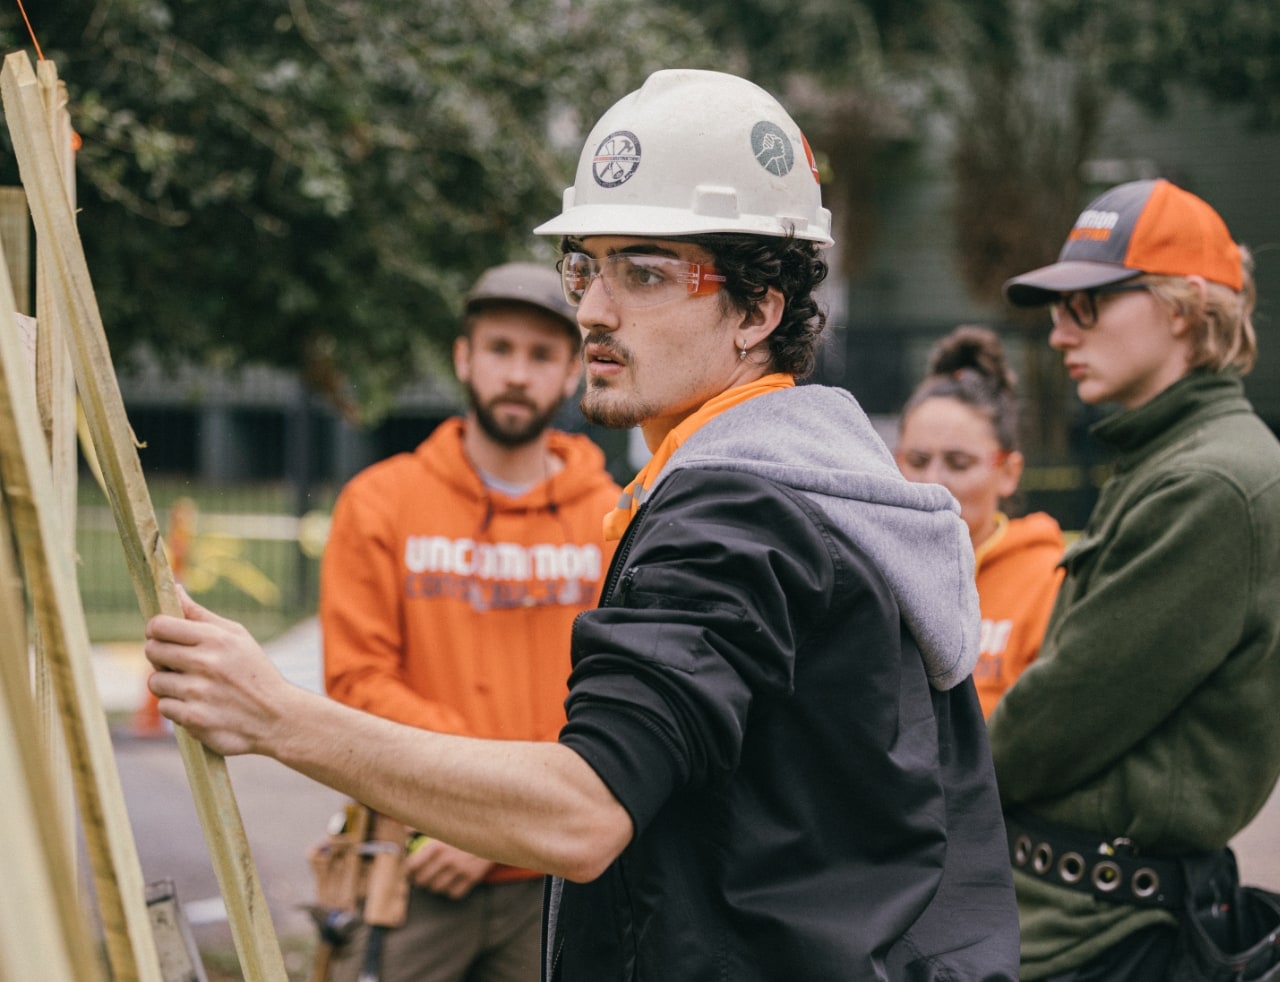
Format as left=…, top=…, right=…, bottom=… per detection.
left=988, top=371, right=1280, bottom=979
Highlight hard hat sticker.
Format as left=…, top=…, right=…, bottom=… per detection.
left=751, top=121, right=794, bottom=177
left=592, top=131, right=642, bottom=188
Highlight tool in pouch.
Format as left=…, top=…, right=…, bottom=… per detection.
left=305, top=801, right=412, bottom=982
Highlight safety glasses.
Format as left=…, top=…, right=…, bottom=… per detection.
left=1051, top=283, right=1151, bottom=329
left=557, top=251, right=726, bottom=308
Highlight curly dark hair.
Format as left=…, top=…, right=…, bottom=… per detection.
left=685, top=233, right=829, bottom=378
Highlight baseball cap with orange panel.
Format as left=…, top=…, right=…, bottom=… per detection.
left=1004, top=179, right=1243, bottom=308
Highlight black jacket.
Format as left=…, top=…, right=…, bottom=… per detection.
left=547, top=387, right=1019, bottom=980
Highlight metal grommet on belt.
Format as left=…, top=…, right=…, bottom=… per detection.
left=1131, top=867, right=1161, bottom=900
left=1003, top=812, right=1189, bottom=910
left=1057, top=851, right=1086, bottom=885
left=1013, top=834, right=1032, bottom=867
left=1092, top=859, right=1123, bottom=893
left=1032, top=842, right=1054, bottom=875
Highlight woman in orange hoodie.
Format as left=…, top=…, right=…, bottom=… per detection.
left=896, top=325, right=1064, bottom=718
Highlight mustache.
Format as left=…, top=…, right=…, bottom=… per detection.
left=488, top=391, right=538, bottom=409
left=583, top=332, right=628, bottom=360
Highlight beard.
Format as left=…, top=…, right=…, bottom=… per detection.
left=469, top=384, right=565, bottom=448
left=578, top=332, right=657, bottom=430
left=580, top=377, right=656, bottom=431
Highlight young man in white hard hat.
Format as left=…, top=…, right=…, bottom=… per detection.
left=145, top=69, right=1020, bottom=980
left=990, top=179, right=1280, bottom=981
left=320, top=262, right=620, bottom=982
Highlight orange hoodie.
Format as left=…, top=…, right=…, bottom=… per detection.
left=971, top=511, right=1065, bottom=718
left=323, top=417, right=619, bottom=737
left=321, top=419, right=619, bottom=879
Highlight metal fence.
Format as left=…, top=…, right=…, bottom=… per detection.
left=76, top=478, right=337, bottom=643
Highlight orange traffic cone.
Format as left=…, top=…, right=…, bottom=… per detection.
left=129, top=681, right=169, bottom=738
left=129, top=497, right=196, bottom=738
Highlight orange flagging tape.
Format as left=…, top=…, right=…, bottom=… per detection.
left=14, top=0, right=44, bottom=61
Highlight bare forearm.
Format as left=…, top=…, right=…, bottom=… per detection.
left=273, top=689, right=631, bottom=880
left=144, top=592, right=632, bottom=882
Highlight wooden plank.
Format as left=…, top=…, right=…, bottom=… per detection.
left=0, top=50, right=289, bottom=981
left=0, top=497, right=105, bottom=982
left=35, top=62, right=78, bottom=531
left=0, top=233, right=160, bottom=980
left=0, top=186, right=29, bottom=314
left=34, top=57, right=81, bottom=881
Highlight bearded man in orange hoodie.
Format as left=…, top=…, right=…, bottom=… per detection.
left=321, top=262, right=619, bottom=982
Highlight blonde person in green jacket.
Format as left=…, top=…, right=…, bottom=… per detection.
left=992, top=178, right=1280, bottom=980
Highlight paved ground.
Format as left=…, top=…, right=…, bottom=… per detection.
left=91, top=619, right=1280, bottom=977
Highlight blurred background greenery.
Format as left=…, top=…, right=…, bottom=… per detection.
left=75, top=477, right=334, bottom=641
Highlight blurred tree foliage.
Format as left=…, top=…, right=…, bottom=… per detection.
left=671, top=0, right=1280, bottom=452
left=941, top=0, right=1280, bottom=306
left=0, top=0, right=715, bottom=421
left=673, top=0, right=1280, bottom=299
left=1, top=0, right=1277, bottom=420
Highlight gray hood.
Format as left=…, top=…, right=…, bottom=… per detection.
left=657, top=385, right=979, bottom=691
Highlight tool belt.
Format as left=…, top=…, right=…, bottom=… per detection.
left=1005, top=810, right=1208, bottom=910
left=307, top=802, right=411, bottom=944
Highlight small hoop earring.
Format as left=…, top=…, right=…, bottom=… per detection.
left=739, top=340, right=748, bottom=361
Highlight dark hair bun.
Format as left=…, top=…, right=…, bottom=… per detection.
left=926, top=324, right=1016, bottom=396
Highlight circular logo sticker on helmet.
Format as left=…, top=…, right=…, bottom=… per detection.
left=752, top=121, right=794, bottom=177
left=592, top=130, right=642, bottom=188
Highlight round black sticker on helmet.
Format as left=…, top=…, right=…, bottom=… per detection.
left=592, top=130, right=642, bottom=188
left=751, top=121, right=794, bottom=177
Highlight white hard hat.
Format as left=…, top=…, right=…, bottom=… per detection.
left=534, top=69, right=833, bottom=246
